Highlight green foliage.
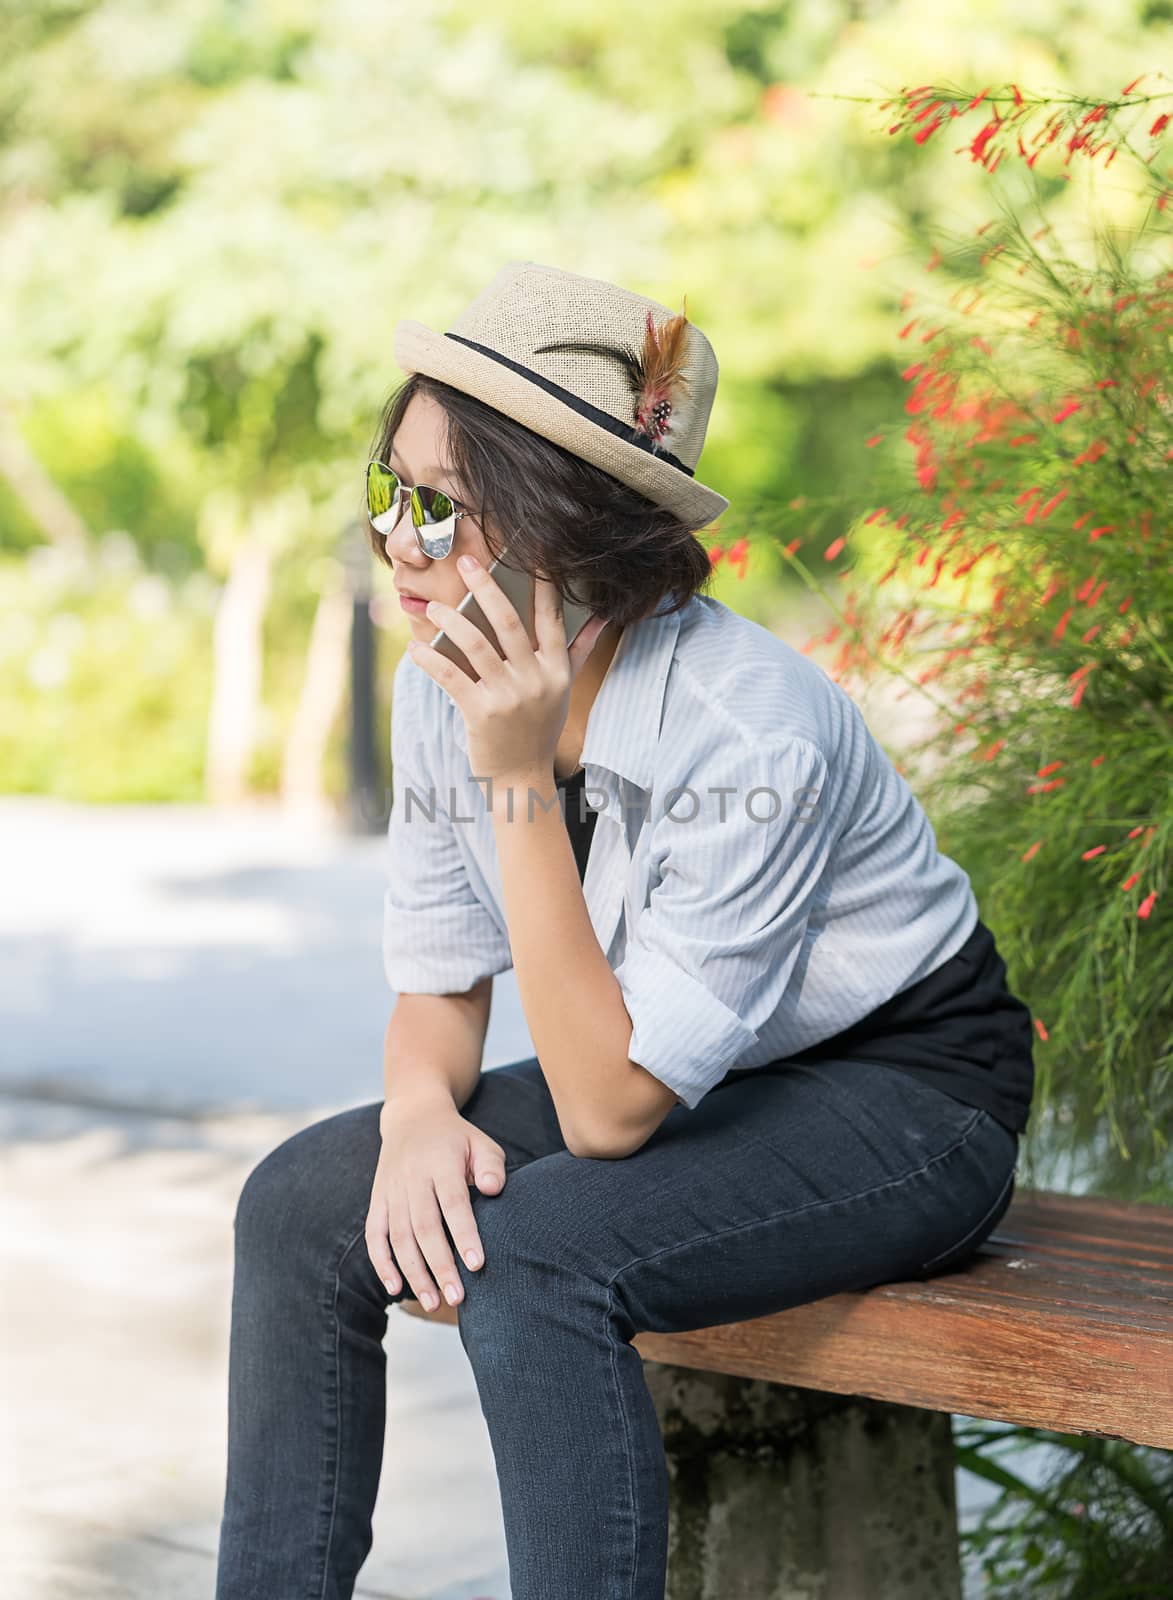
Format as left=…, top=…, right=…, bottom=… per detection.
left=12, top=389, right=204, bottom=567
left=956, top=1423, right=1173, bottom=1599
left=0, top=538, right=215, bottom=801
left=0, top=532, right=374, bottom=803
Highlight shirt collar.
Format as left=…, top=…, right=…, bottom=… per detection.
left=447, top=597, right=684, bottom=793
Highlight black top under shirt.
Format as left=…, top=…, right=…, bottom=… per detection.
left=555, top=764, right=599, bottom=884
left=555, top=766, right=1032, bottom=1135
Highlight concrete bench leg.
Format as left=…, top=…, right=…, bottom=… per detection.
left=644, top=1363, right=962, bottom=1600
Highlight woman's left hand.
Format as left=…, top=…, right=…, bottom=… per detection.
left=406, top=554, right=610, bottom=784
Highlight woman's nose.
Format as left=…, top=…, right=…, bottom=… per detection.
left=384, top=494, right=425, bottom=562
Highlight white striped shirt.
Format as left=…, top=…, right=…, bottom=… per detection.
left=383, top=593, right=979, bottom=1109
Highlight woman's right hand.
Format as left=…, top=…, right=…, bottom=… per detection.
left=365, top=1091, right=507, bottom=1312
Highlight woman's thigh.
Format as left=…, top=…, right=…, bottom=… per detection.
left=455, top=1057, right=1019, bottom=1334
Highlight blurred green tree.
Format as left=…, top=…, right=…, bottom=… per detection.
left=1, top=0, right=1167, bottom=811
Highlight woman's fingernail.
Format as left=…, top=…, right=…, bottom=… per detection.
left=421, top=1291, right=438, bottom=1311
left=444, top=1283, right=460, bottom=1304
left=465, top=1249, right=481, bottom=1269
left=458, top=555, right=478, bottom=571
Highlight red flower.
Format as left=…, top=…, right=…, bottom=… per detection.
left=969, top=118, right=1001, bottom=164
left=1037, top=487, right=1069, bottom=520
left=1074, top=439, right=1107, bottom=465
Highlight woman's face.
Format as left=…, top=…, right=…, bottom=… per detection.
left=382, top=392, right=495, bottom=633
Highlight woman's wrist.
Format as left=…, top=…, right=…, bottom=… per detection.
left=486, top=764, right=557, bottom=819
left=380, top=1083, right=457, bottom=1135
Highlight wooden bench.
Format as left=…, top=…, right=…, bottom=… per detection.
left=398, top=1189, right=1173, bottom=1598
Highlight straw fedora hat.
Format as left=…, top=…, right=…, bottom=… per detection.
left=392, top=260, right=729, bottom=529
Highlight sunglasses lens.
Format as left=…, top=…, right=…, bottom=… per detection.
left=411, top=486, right=457, bottom=558
left=367, top=461, right=402, bottom=534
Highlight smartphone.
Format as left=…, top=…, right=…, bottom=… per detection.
left=428, top=553, right=597, bottom=680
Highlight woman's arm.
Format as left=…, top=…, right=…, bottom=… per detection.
left=490, top=765, right=679, bottom=1160
left=380, top=979, right=494, bottom=1133
left=405, top=562, right=678, bottom=1158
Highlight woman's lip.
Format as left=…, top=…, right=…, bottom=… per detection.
left=398, top=592, right=430, bottom=613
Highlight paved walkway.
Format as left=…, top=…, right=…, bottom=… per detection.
left=1, top=798, right=522, bottom=1599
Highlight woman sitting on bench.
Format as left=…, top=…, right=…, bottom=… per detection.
left=214, top=260, right=1035, bottom=1600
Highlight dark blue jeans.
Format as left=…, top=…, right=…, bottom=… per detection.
left=214, top=1055, right=1018, bottom=1600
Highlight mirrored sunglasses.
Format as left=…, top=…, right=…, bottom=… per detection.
left=366, top=459, right=471, bottom=560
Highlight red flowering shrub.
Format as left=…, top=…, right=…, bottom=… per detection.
left=790, top=78, right=1172, bottom=1193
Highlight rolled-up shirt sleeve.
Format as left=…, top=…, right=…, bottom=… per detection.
left=613, top=737, right=835, bottom=1110
left=382, top=655, right=513, bottom=995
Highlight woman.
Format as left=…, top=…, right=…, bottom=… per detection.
left=215, top=261, right=1034, bottom=1600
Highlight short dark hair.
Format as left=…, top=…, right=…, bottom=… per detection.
left=364, top=373, right=716, bottom=627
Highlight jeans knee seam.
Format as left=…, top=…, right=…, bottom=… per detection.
left=313, top=1219, right=370, bottom=1600
left=605, top=1282, right=641, bottom=1599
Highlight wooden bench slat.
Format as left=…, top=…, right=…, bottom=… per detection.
left=910, top=1244, right=1173, bottom=1306
left=978, top=1235, right=1173, bottom=1277
left=898, top=1275, right=1172, bottom=1325
left=908, top=1288, right=1172, bottom=1331
left=971, top=1254, right=1173, bottom=1300
left=988, top=1227, right=1173, bottom=1270
left=1002, top=1194, right=1173, bottom=1253
left=1008, top=1190, right=1173, bottom=1229
left=949, top=1260, right=1172, bottom=1301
